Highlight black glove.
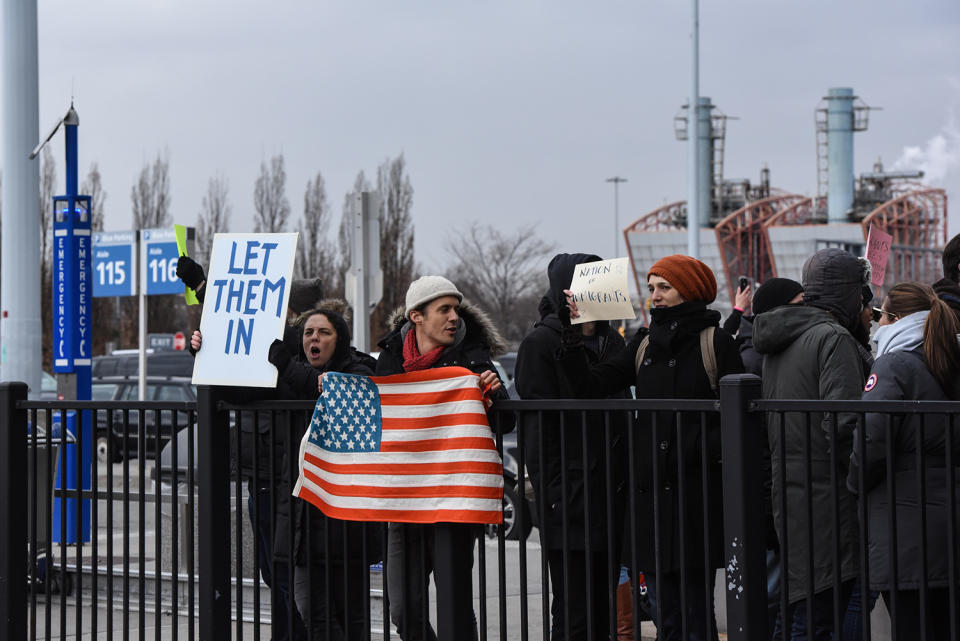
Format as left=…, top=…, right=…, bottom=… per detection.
left=268, top=338, right=292, bottom=372
left=176, top=256, right=206, bottom=290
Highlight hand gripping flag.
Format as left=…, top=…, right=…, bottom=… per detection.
left=293, top=366, right=504, bottom=524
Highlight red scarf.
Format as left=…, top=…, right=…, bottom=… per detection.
left=402, top=327, right=445, bottom=372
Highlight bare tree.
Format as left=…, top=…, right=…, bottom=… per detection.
left=331, top=170, right=371, bottom=298
left=253, top=154, right=290, bottom=233
left=446, top=222, right=555, bottom=346
left=129, top=151, right=181, bottom=340
left=81, top=162, right=106, bottom=231
left=84, top=161, right=114, bottom=355
left=372, top=154, right=415, bottom=334
left=39, top=147, right=56, bottom=277
left=39, top=147, right=57, bottom=368
left=131, top=151, right=171, bottom=229
left=196, top=173, right=231, bottom=267
left=296, top=172, right=335, bottom=279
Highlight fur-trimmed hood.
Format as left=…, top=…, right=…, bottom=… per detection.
left=382, top=299, right=509, bottom=358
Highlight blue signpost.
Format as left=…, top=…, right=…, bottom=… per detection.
left=141, top=229, right=184, bottom=296
left=93, top=231, right=137, bottom=298
left=49, top=107, right=93, bottom=544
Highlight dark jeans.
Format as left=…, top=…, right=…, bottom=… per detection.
left=249, top=482, right=307, bottom=641
left=546, top=549, right=616, bottom=641
left=841, top=583, right=878, bottom=640
left=645, top=570, right=719, bottom=641
left=386, top=522, right=479, bottom=641
left=883, top=588, right=957, bottom=641
left=771, top=580, right=854, bottom=641
left=293, top=561, right=367, bottom=641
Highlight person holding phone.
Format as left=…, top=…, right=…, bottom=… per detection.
left=723, top=276, right=753, bottom=335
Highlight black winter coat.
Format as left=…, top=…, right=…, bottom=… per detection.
left=848, top=348, right=960, bottom=590
left=516, top=311, right=629, bottom=550
left=559, top=302, right=744, bottom=572
left=735, top=315, right=762, bottom=377
left=272, top=346, right=382, bottom=565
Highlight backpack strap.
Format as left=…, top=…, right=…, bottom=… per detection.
left=634, top=327, right=718, bottom=393
left=700, top=326, right=718, bottom=393
left=634, top=335, right=650, bottom=374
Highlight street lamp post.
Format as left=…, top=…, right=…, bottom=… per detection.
left=606, top=176, right=627, bottom=258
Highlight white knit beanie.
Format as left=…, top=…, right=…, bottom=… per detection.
left=405, top=276, right=463, bottom=318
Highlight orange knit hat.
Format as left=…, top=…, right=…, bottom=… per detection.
left=647, top=255, right=717, bottom=303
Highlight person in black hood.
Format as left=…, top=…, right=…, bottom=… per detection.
left=515, top=253, right=630, bottom=641
left=933, top=232, right=960, bottom=324
left=558, top=254, right=744, bottom=641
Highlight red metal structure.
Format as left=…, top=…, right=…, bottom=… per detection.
left=625, top=188, right=947, bottom=309
left=860, top=188, right=948, bottom=290
left=713, top=194, right=806, bottom=301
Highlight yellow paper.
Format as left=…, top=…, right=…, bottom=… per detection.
left=174, top=224, right=199, bottom=305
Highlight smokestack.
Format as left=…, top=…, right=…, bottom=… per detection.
left=826, top=87, right=855, bottom=223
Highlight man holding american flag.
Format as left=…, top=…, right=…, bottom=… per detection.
left=373, top=275, right=511, bottom=641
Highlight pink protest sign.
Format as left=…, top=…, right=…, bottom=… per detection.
left=866, top=225, right=893, bottom=287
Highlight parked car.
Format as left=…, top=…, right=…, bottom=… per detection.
left=487, top=430, right=537, bottom=541
left=92, top=350, right=194, bottom=378
left=92, top=375, right=196, bottom=462
left=497, top=351, right=517, bottom=384
left=39, top=371, right=58, bottom=400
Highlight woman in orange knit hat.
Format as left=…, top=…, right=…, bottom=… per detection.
left=559, top=254, right=743, bottom=641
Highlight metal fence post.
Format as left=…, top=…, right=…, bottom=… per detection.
left=719, top=374, right=768, bottom=640
left=0, top=382, right=28, bottom=641
left=198, top=385, right=230, bottom=641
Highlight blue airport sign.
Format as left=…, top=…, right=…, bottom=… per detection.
left=93, top=231, right=137, bottom=297
left=141, top=228, right=184, bottom=296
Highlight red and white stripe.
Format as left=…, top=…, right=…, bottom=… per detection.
left=294, top=366, right=504, bottom=524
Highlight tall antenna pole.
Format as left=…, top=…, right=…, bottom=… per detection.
left=1, top=0, right=42, bottom=393
left=687, top=0, right=701, bottom=258
left=606, top=176, right=628, bottom=257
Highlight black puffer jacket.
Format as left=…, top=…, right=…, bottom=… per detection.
left=849, top=346, right=960, bottom=590
left=270, top=311, right=382, bottom=565
left=515, top=253, right=630, bottom=550
left=559, top=301, right=744, bottom=572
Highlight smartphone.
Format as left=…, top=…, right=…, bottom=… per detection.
left=738, top=276, right=749, bottom=293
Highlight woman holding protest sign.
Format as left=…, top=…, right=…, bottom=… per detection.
left=191, top=302, right=382, bottom=641
left=558, top=255, right=743, bottom=641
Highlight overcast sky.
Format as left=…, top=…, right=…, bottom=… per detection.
left=6, top=0, right=960, bottom=273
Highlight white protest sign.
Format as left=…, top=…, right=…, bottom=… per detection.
left=192, top=232, right=299, bottom=387
left=568, top=257, right=636, bottom=324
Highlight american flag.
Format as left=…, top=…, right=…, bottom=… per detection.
left=293, top=366, right=504, bottom=525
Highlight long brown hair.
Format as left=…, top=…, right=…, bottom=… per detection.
left=885, top=282, right=960, bottom=398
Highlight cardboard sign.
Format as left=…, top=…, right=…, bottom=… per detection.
left=192, top=232, right=299, bottom=387
left=568, top=257, right=636, bottom=324
left=866, top=225, right=893, bottom=287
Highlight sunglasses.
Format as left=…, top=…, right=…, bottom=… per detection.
left=871, top=307, right=897, bottom=323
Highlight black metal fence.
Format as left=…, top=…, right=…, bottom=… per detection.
left=2, top=377, right=958, bottom=641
